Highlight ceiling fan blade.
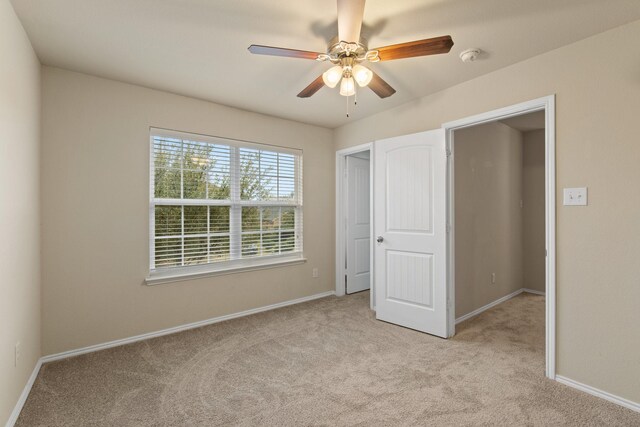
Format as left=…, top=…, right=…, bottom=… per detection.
left=297, top=75, right=325, bottom=98
left=248, top=45, right=323, bottom=60
left=337, top=0, right=366, bottom=43
left=368, top=71, right=396, bottom=98
left=374, top=35, right=454, bottom=61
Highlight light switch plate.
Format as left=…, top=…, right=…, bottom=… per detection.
left=563, top=187, right=588, bottom=206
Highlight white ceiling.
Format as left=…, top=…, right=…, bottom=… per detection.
left=500, top=111, right=545, bottom=132
left=11, top=0, right=640, bottom=128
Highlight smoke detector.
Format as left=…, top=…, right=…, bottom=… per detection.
left=459, top=48, right=481, bottom=63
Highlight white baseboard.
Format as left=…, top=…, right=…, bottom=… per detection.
left=455, top=287, right=546, bottom=325
left=556, top=375, right=640, bottom=413
left=5, top=359, right=42, bottom=427
left=6, top=290, right=335, bottom=426
left=8, top=290, right=639, bottom=423
left=455, top=288, right=524, bottom=324
left=41, top=290, right=335, bottom=363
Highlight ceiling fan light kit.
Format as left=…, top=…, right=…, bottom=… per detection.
left=322, top=56, right=374, bottom=94
left=352, top=64, right=373, bottom=87
left=322, top=65, right=343, bottom=88
left=248, top=0, right=454, bottom=111
left=339, top=77, right=356, bottom=97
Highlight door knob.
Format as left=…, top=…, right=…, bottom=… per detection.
left=376, top=236, right=384, bottom=243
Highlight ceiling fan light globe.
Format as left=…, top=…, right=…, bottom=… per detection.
left=339, top=77, right=356, bottom=96
left=322, top=65, right=343, bottom=88
left=352, top=64, right=373, bottom=87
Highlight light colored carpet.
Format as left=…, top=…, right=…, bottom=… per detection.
left=17, top=292, right=639, bottom=426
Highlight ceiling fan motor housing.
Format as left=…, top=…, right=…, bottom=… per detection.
left=324, top=36, right=377, bottom=64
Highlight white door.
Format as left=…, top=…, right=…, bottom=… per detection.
left=374, top=129, right=448, bottom=337
left=346, top=155, right=370, bottom=294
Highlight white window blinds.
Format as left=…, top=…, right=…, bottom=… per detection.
left=150, top=129, right=303, bottom=274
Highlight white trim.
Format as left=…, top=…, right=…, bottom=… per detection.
left=455, top=289, right=524, bottom=324
left=5, top=360, right=42, bottom=427
left=335, top=142, right=375, bottom=310
left=556, top=376, right=640, bottom=414
left=445, top=125, right=456, bottom=337
left=40, top=290, right=334, bottom=364
left=145, top=255, right=306, bottom=285
left=442, top=96, right=549, bottom=130
left=455, top=287, right=546, bottom=324
left=523, top=288, right=546, bottom=296
left=150, top=127, right=303, bottom=156
left=149, top=135, right=155, bottom=271
left=149, top=128, right=304, bottom=278
left=8, top=288, right=637, bottom=425
left=544, top=96, right=557, bottom=380
left=6, top=290, right=333, bottom=425
left=443, top=95, right=557, bottom=379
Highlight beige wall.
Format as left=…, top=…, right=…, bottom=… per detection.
left=335, top=20, right=640, bottom=403
left=40, top=67, right=335, bottom=355
left=454, top=122, right=523, bottom=317
left=523, top=130, right=546, bottom=293
left=0, top=0, right=41, bottom=423
left=454, top=122, right=546, bottom=316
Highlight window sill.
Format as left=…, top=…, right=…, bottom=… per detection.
left=145, top=256, right=307, bottom=286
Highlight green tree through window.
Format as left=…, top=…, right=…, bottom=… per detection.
left=151, top=133, right=302, bottom=270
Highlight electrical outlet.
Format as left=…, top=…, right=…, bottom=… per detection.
left=312, top=268, right=319, bottom=278
left=491, top=273, right=496, bottom=285
left=563, top=187, right=588, bottom=206
left=15, top=342, right=20, bottom=367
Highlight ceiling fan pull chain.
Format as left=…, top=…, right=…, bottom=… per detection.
left=346, top=92, right=349, bottom=118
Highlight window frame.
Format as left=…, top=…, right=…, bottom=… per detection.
left=146, top=128, right=304, bottom=285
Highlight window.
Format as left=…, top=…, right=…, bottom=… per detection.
left=149, top=129, right=303, bottom=282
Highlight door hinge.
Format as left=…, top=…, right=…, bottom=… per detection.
left=446, top=148, right=452, bottom=157
left=446, top=223, right=451, bottom=233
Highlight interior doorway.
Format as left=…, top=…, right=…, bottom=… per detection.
left=345, top=151, right=371, bottom=294
left=443, top=95, right=556, bottom=378
left=453, top=112, right=545, bottom=321
left=334, top=97, right=556, bottom=378
left=335, top=143, right=374, bottom=308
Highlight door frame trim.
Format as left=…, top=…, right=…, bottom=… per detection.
left=335, top=142, right=375, bottom=309
left=442, top=95, right=557, bottom=379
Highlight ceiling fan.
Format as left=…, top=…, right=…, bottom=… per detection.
left=248, top=0, right=454, bottom=100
